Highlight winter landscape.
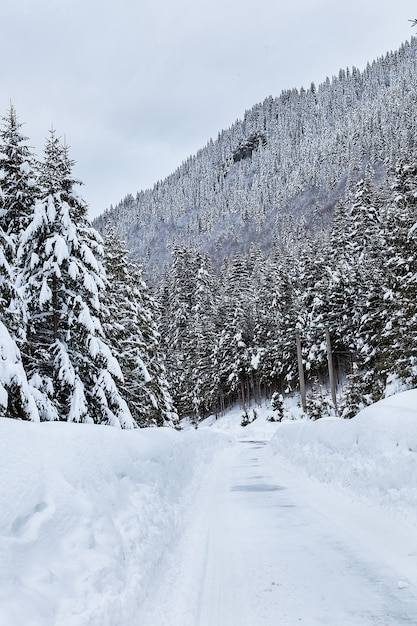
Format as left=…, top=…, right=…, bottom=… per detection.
left=1, top=19, right=417, bottom=626
left=1, top=393, right=417, bottom=625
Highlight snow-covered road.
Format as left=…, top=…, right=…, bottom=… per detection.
left=140, top=436, right=417, bottom=626
left=1, top=392, right=416, bottom=624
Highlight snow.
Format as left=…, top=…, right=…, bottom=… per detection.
left=68, top=260, right=79, bottom=281
left=0, top=419, right=230, bottom=625
left=1, top=389, right=417, bottom=624
left=55, top=340, right=76, bottom=386
left=78, top=304, right=100, bottom=335
left=19, top=161, right=32, bottom=175
left=28, top=251, right=39, bottom=271
left=53, top=235, right=70, bottom=264
left=46, top=196, right=56, bottom=223
left=0, top=321, right=39, bottom=421
left=39, top=278, right=52, bottom=305
left=269, top=389, right=417, bottom=524
left=140, top=394, right=417, bottom=625
left=250, top=350, right=261, bottom=370
left=82, top=271, right=98, bottom=295
left=68, top=376, right=88, bottom=424
left=80, top=244, right=100, bottom=273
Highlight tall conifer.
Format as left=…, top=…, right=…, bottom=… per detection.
left=18, top=130, right=135, bottom=426
left=103, top=228, right=177, bottom=426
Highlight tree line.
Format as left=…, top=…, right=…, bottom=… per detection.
left=157, top=161, right=417, bottom=421
left=2, top=102, right=416, bottom=428
left=0, top=106, right=176, bottom=427
left=97, top=38, right=417, bottom=282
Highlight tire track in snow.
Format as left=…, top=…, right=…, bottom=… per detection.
left=139, top=438, right=417, bottom=625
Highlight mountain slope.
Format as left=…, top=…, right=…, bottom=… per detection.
left=94, top=38, right=417, bottom=279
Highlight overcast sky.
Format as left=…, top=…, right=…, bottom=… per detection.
left=2, top=0, right=416, bottom=219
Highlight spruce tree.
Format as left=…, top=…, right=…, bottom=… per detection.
left=0, top=225, right=39, bottom=420
left=379, top=159, right=417, bottom=392
left=184, top=252, right=218, bottom=420
left=17, top=130, right=135, bottom=427
left=214, top=255, right=255, bottom=407
left=103, top=228, right=177, bottom=427
left=159, top=247, right=197, bottom=418
left=0, top=105, right=39, bottom=264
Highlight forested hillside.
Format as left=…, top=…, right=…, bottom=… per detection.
left=93, top=37, right=417, bottom=423
left=95, top=38, right=417, bottom=279
left=1, top=38, right=417, bottom=428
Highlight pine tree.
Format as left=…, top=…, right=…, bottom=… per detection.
left=214, top=255, right=255, bottom=407
left=271, top=391, right=284, bottom=420
left=0, top=106, right=39, bottom=346
left=0, top=225, right=39, bottom=421
left=159, top=247, right=197, bottom=418
left=137, top=270, right=178, bottom=426
left=0, top=107, right=41, bottom=420
left=103, top=228, right=177, bottom=427
left=320, top=177, right=387, bottom=416
left=17, top=130, right=135, bottom=427
left=343, top=176, right=387, bottom=407
left=0, top=105, right=39, bottom=264
left=379, top=159, right=417, bottom=392
left=251, top=249, right=294, bottom=396
left=183, top=252, right=218, bottom=420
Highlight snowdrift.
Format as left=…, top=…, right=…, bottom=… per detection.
left=1, top=390, right=416, bottom=625
left=270, top=389, right=417, bottom=524
left=0, top=419, right=230, bottom=626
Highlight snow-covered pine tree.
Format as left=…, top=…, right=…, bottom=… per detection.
left=321, top=201, right=358, bottom=359
left=0, top=105, right=40, bottom=347
left=103, top=227, right=177, bottom=427
left=295, top=233, right=331, bottom=379
left=185, top=252, right=218, bottom=420
left=17, top=130, right=135, bottom=427
left=250, top=251, right=278, bottom=394
left=0, top=105, right=39, bottom=265
left=214, top=255, right=255, bottom=407
left=270, top=391, right=284, bottom=420
left=136, top=265, right=179, bottom=427
left=159, top=247, right=197, bottom=417
left=340, top=175, right=387, bottom=413
left=0, top=107, right=42, bottom=421
left=379, top=158, right=417, bottom=392
left=0, top=225, right=39, bottom=421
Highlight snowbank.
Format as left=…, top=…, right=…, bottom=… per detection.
left=0, top=419, right=230, bottom=626
left=270, top=389, right=417, bottom=524
left=2, top=391, right=416, bottom=624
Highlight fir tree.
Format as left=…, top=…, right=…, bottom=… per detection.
left=379, top=159, right=417, bottom=392
left=0, top=105, right=39, bottom=264
left=184, top=252, right=218, bottom=420
left=159, top=247, right=197, bottom=418
left=214, top=255, right=255, bottom=407
left=271, top=391, right=284, bottom=421
left=0, top=225, right=39, bottom=421
left=17, top=130, right=135, bottom=427
left=103, top=228, right=177, bottom=427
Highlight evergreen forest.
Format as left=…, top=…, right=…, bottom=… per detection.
left=2, top=37, right=417, bottom=426
left=0, top=107, right=176, bottom=428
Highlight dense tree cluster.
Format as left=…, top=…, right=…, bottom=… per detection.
left=3, top=36, right=416, bottom=426
left=157, top=160, right=417, bottom=420
left=91, top=36, right=417, bottom=421
left=0, top=106, right=176, bottom=427
left=96, top=38, right=417, bottom=282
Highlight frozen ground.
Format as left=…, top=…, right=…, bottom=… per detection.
left=139, top=391, right=417, bottom=625
left=1, top=390, right=417, bottom=624
left=0, top=421, right=230, bottom=625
